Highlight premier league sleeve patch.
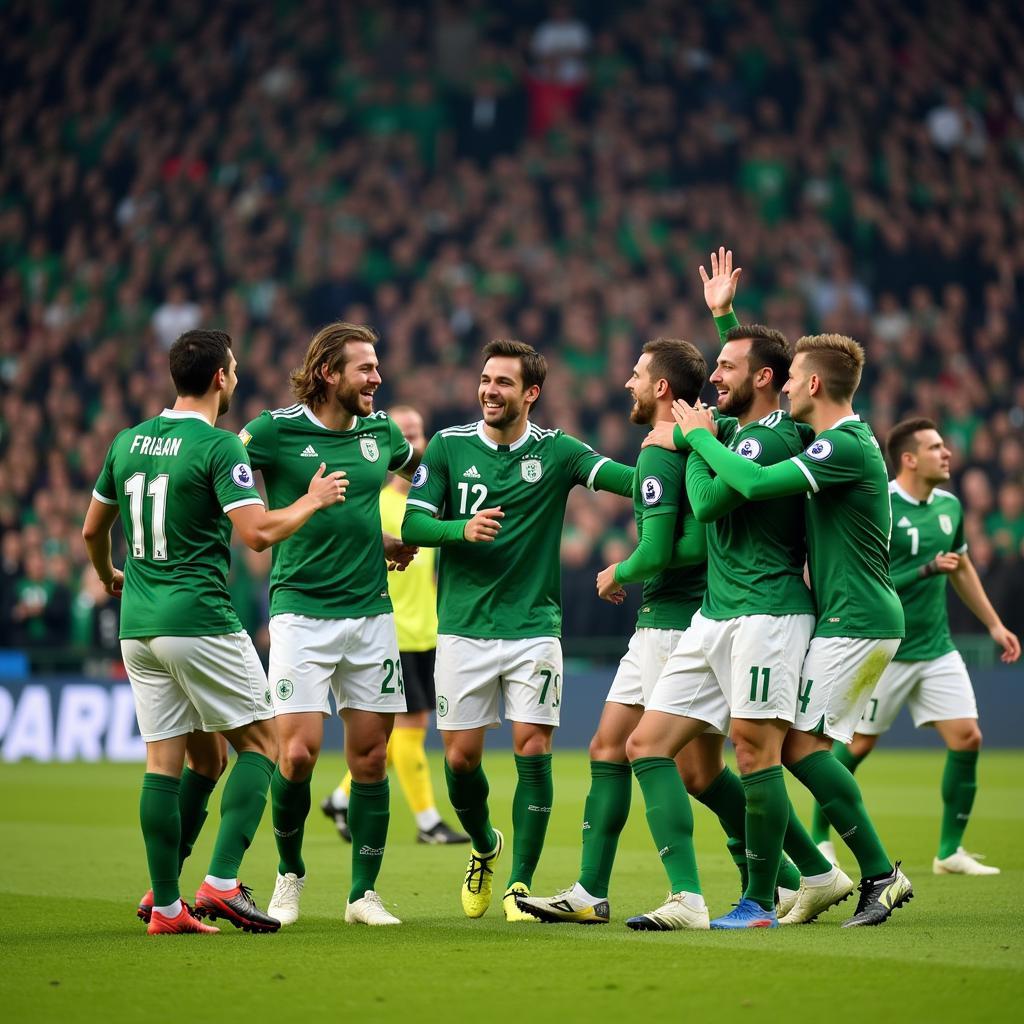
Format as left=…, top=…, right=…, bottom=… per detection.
left=231, top=463, right=255, bottom=488
left=641, top=476, right=663, bottom=505
left=805, top=438, right=833, bottom=461
left=411, top=464, right=429, bottom=488
left=736, top=437, right=762, bottom=460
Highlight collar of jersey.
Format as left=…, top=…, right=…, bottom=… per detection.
left=824, top=413, right=861, bottom=432
left=475, top=420, right=531, bottom=451
left=889, top=479, right=934, bottom=505
left=303, top=405, right=358, bottom=432
left=161, top=408, right=212, bottom=426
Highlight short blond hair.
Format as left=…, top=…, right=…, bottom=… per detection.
left=795, top=333, right=865, bottom=402
left=290, top=322, right=378, bottom=406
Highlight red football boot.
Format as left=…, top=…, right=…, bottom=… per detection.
left=194, top=881, right=281, bottom=933
left=147, top=902, right=220, bottom=935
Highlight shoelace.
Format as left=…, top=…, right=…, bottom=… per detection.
left=277, top=876, right=302, bottom=899
left=464, top=853, right=493, bottom=894
left=236, top=883, right=257, bottom=908
left=363, top=892, right=385, bottom=911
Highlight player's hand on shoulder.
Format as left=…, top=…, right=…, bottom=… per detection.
left=991, top=624, right=1021, bottom=663
left=641, top=420, right=678, bottom=450
left=699, top=245, right=742, bottom=316
left=308, top=462, right=348, bottom=508
left=463, top=506, right=503, bottom=542
left=596, top=563, right=625, bottom=604
left=672, top=399, right=717, bottom=439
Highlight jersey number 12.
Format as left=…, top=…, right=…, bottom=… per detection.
left=125, top=472, right=169, bottom=560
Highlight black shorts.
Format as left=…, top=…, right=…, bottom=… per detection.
left=400, top=648, right=436, bottom=714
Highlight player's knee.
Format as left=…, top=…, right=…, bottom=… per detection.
left=188, top=748, right=228, bottom=780
left=280, top=741, right=317, bottom=778
left=952, top=725, right=982, bottom=751
left=678, top=763, right=716, bottom=796
left=589, top=735, right=627, bottom=763
left=444, top=746, right=481, bottom=774
left=624, top=732, right=652, bottom=763
left=349, top=742, right=388, bottom=781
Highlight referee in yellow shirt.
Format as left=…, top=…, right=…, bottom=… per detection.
left=322, top=406, right=469, bottom=844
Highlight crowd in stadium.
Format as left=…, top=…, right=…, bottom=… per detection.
left=2, top=0, right=1023, bottom=656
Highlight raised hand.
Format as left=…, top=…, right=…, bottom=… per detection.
left=671, top=399, right=718, bottom=439
left=596, top=563, right=626, bottom=604
left=699, top=245, right=742, bottom=316
left=307, top=462, right=348, bottom=508
left=463, top=506, right=504, bottom=542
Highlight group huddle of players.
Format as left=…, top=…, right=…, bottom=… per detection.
left=83, top=247, right=1018, bottom=935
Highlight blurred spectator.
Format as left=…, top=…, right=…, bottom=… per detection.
left=0, top=0, right=1021, bottom=663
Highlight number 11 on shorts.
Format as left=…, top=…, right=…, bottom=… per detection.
left=749, top=665, right=770, bottom=702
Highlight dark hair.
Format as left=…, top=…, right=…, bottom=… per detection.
left=794, top=333, right=865, bottom=401
left=724, top=324, right=791, bottom=393
left=291, top=322, right=378, bottom=406
left=642, top=338, right=707, bottom=404
left=481, top=339, right=548, bottom=391
left=887, top=416, right=938, bottom=470
left=169, top=330, right=232, bottom=397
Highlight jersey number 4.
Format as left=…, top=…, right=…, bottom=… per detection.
left=125, top=473, right=169, bottom=560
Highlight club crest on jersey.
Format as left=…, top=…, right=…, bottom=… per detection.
left=231, top=463, right=255, bottom=488
left=805, top=438, right=833, bottom=461
left=521, top=458, right=543, bottom=483
left=238, top=428, right=253, bottom=447
left=359, top=436, right=380, bottom=462
left=736, top=437, right=762, bottom=460
left=641, top=476, right=663, bottom=506
left=411, top=464, right=428, bottom=488
left=939, top=513, right=954, bottom=535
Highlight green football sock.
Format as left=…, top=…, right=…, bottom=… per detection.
left=789, top=750, right=891, bottom=879
left=270, top=765, right=310, bottom=877
left=633, top=756, right=701, bottom=895
left=741, top=766, right=788, bottom=911
left=811, top=743, right=863, bottom=842
left=348, top=778, right=390, bottom=903
left=208, top=751, right=274, bottom=880
left=783, top=799, right=835, bottom=877
left=140, top=772, right=182, bottom=907
left=177, top=766, right=217, bottom=872
left=444, top=760, right=498, bottom=854
left=938, top=749, right=978, bottom=859
left=577, top=760, right=632, bottom=899
left=508, top=753, right=553, bottom=888
left=695, top=766, right=749, bottom=890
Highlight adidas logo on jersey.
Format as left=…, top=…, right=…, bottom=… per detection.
left=463, top=465, right=481, bottom=478
left=897, top=515, right=912, bottom=527
left=300, top=445, right=319, bottom=457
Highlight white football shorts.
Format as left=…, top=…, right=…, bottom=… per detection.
left=121, top=631, right=272, bottom=742
left=606, top=627, right=686, bottom=708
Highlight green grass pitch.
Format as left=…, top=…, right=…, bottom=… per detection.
left=4, top=749, right=1022, bottom=1023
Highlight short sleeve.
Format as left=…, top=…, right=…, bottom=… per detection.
left=385, top=415, right=413, bottom=472
left=239, top=411, right=276, bottom=471
left=210, top=433, right=265, bottom=514
left=92, top=438, right=119, bottom=505
left=558, top=433, right=608, bottom=489
left=405, top=432, right=448, bottom=515
left=635, top=446, right=682, bottom=519
left=790, top=429, right=863, bottom=493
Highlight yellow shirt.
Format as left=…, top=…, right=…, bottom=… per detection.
left=380, top=484, right=438, bottom=651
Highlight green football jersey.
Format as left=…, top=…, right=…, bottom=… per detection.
left=632, top=447, right=706, bottom=630
left=790, top=416, right=904, bottom=639
left=241, top=404, right=413, bottom=619
left=406, top=420, right=611, bottom=639
left=699, top=410, right=816, bottom=621
left=889, top=482, right=966, bottom=661
left=93, top=409, right=264, bottom=639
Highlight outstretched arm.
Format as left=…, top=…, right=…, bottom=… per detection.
left=684, top=450, right=747, bottom=522
left=949, top=555, right=1021, bottom=664
left=592, top=459, right=634, bottom=497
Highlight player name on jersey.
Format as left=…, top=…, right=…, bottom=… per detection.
left=128, top=435, right=183, bottom=457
